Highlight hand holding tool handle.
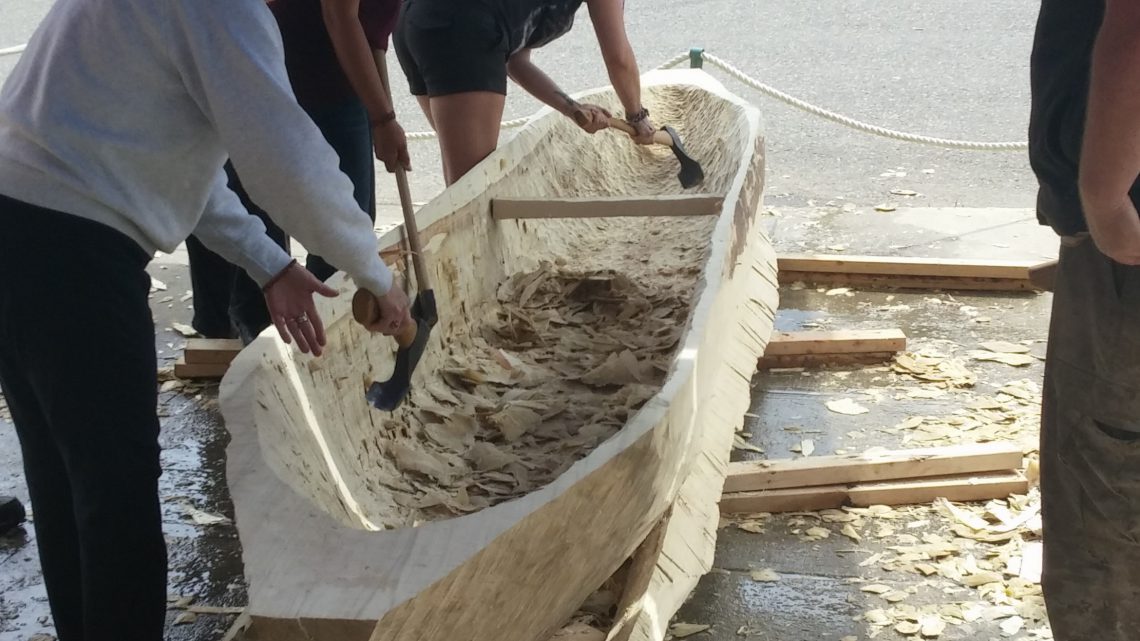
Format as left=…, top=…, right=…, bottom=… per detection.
left=352, top=288, right=418, bottom=349
left=607, top=117, right=676, bottom=147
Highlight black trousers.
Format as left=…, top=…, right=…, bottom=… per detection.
left=187, top=96, right=377, bottom=341
left=0, top=194, right=166, bottom=641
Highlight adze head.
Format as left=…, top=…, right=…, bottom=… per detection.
left=659, top=125, right=705, bottom=189
left=352, top=288, right=438, bottom=411
left=599, top=115, right=706, bottom=189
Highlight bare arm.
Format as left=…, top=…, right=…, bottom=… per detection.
left=1079, top=0, right=1140, bottom=263
left=586, top=0, right=641, bottom=118
left=506, top=48, right=582, bottom=117
left=320, top=0, right=394, bottom=121
left=321, top=0, right=410, bottom=170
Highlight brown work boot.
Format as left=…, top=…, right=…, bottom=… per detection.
left=0, top=496, right=26, bottom=534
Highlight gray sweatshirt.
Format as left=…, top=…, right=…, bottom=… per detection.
left=0, top=0, right=393, bottom=295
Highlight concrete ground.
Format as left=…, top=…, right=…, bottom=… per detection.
left=671, top=207, right=1055, bottom=641
left=0, top=0, right=1051, bottom=639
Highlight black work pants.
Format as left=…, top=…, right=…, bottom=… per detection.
left=0, top=194, right=166, bottom=641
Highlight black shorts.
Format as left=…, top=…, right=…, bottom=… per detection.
left=393, top=0, right=512, bottom=97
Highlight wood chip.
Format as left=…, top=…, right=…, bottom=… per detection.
left=733, top=435, right=765, bottom=454
left=486, top=404, right=543, bottom=442
left=895, top=621, right=921, bottom=635
left=172, top=322, right=199, bottom=337
left=862, top=584, right=893, bottom=594
left=390, top=442, right=456, bottom=483
left=840, top=523, right=862, bottom=542
left=737, top=521, right=766, bottom=534
left=865, top=609, right=892, bottom=626
left=800, top=438, right=815, bottom=457
left=827, top=398, right=869, bottom=416
left=999, top=616, right=1024, bottom=636
left=669, top=623, right=710, bottom=638
left=750, top=568, right=781, bottom=582
left=972, top=351, right=1036, bottom=367
left=173, top=611, right=197, bottom=625
left=468, top=442, right=517, bottom=471
left=581, top=349, right=648, bottom=387
left=979, top=341, right=1031, bottom=354
left=920, top=616, right=946, bottom=637
left=183, top=504, right=230, bottom=526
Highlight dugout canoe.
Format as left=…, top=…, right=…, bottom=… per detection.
left=218, top=68, right=777, bottom=641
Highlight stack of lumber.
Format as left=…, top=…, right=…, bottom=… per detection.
left=777, top=254, right=1048, bottom=292
left=720, top=442, right=1027, bottom=514
left=759, top=329, right=906, bottom=370
left=174, top=338, right=242, bottom=380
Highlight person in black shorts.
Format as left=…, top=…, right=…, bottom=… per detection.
left=393, top=0, right=657, bottom=185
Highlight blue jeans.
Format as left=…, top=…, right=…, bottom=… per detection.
left=187, top=96, right=376, bottom=341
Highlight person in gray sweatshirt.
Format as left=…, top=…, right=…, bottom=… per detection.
left=0, top=0, right=411, bottom=638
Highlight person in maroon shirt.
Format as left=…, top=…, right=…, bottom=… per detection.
left=186, top=0, right=409, bottom=343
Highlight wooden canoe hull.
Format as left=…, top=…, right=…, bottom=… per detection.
left=218, top=69, right=777, bottom=641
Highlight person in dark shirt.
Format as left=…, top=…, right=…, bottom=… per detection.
left=392, top=0, right=656, bottom=185
left=187, top=0, right=410, bottom=342
left=1028, top=1, right=1140, bottom=637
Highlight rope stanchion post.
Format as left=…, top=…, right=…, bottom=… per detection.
left=689, top=48, right=705, bottom=69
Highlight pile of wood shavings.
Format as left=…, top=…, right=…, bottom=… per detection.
left=369, top=260, right=694, bottom=525
left=718, top=491, right=1049, bottom=640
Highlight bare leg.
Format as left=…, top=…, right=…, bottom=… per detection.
left=428, top=91, right=505, bottom=185
left=416, top=96, right=435, bottom=130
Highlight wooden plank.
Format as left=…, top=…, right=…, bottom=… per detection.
left=491, top=195, right=723, bottom=220
left=723, top=442, right=1024, bottom=494
left=173, top=357, right=229, bottom=380
left=764, top=329, right=906, bottom=357
left=778, top=254, right=1036, bottom=279
left=777, top=271, right=1036, bottom=292
left=220, top=610, right=252, bottom=641
left=1028, top=259, right=1058, bottom=292
left=184, top=338, right=243, bottom=365
left=777, top=254, right=1041, bottom=292
left=758, top=351, right=899, bottom=370
left=720, top=471, right=1029, bottom=514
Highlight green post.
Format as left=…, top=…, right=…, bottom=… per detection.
left=689, top=47, right=705, bottom=69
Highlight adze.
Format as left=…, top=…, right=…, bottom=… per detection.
left=351, top=50, right=437, bottom=412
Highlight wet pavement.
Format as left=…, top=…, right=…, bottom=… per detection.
left=673, top=206, right=1056, bottom=641
left=0, top=265, right=247, bottom=641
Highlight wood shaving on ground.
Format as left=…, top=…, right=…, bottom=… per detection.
left=354, top=261, right=696, bottom=526
left=827, top=398, right=870, bottom=416
left=668, top=623, right=711, bottom=638
left=753, top=458, right=1049, bottom=638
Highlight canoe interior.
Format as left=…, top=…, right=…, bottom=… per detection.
left=249, top=84, right=743, bottom=531
left=219, top=69, right=775, bottom=641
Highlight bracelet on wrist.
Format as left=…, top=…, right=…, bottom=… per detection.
left=625, top=106, right=649, bottom=125
left=373, top=111, right=397, bottom=127
left=262, top=259, right=298, bottom=293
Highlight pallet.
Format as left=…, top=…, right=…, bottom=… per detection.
left=777, top=254, right=1042, bottom=292
left=759, top=329, right=906, bottom=369
left=174, top=338, right=242, bottom=380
